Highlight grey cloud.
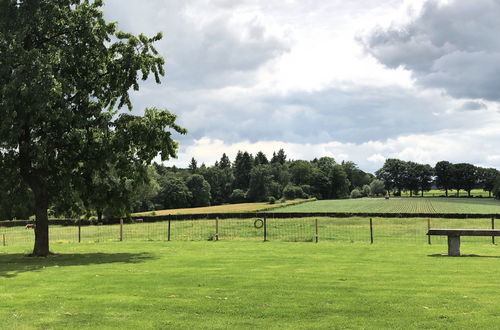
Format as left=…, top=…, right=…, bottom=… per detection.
left=460, top=101, right=486, bottom=111
left=103, top=1, right=290, bottom=90
left=362, top=0, right=500, bottom=101
left=128, top=84, right=464, bottom=148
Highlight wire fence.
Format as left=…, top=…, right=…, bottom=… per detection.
left=1, top=216, right=498, bottom=248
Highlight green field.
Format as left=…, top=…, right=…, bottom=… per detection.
left=274, top=197, right=500, bottom=214
left=2, top=241, right=500, bottom=329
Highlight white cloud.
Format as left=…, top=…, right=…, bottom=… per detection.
left=170, top=121, right=500, bottom=173
left=100, top=1, right=500, bottom=172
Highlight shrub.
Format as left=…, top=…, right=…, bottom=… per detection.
left=362, top=184, right=371, bottom=197
left=350, top=188, right=362, bottom=199
left=268, top=196, right=276, bottom=204
left=229, top=189, right=246, bottom=203
left=283, top=184, right=305, bottom=200
left=370, top=179, right=386, bottom=196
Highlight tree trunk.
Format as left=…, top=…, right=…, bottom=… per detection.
left=421, top=189, right=424, bottom=197
left=32, top=188, right=50, bottom=256
left=445, top=188, right=448, bottom=197
left=97, top=209, right=103, bottom=223
left=18, top=114, right=50, bottom=256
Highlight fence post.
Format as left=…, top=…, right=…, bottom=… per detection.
left=315, top=219, right=319, bottom=243
left=167, top=218, right=171, bottom=242
left=215, top=217, right=219, bottom=241
left=492, top=216, right=495, bottom=245
left=2, top=234, right=5, bottom=246
left=370, top=218, right=373, bottom=244
left=264, top=216, right=267, bottom=242
left=119, top=219, right=123, bottom=242
left=78, top=220, right=81, bottom=243
left=427, top=219, right=431, bottom=245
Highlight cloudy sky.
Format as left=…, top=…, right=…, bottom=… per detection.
left=103, top=0, right=500, bottom=173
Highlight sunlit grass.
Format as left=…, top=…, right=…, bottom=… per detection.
left=1, top=241, right=500, bottom=329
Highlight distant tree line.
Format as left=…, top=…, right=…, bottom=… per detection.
left=375, top=159, right=500, bottom=198
left=147, top=149, right=374, bottom=212
left=3, top=152, right=500, bottom=221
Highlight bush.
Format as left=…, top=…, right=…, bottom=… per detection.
left=350, top=188, right=362, bottom=199
left=362, top=184, right=371, bottom=197
left=229, top=189, right=246, bottom=203
left=283, top=184, right=305, bottom=200
left=370, top=179, right=386, bottom=196
left=268, top=196, right=276, bottom=204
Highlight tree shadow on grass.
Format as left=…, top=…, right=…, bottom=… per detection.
left=428, top=254, right=500, bottom=258
left=0, top=252, right=155, bottom=278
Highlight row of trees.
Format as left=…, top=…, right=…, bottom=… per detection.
left=376, top=159, right=500, bottom=197
left=4, top=155, right=500, bottom=224
left=141, top=150, right=375, bottom=211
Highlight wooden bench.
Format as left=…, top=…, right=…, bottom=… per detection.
left=427, top=229, right=500, bottom=256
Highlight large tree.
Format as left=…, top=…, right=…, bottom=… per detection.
left=477, top=167, right=499, bottom=197
left=453, top=163, right=478, bottom=197
left=434, top=161, right=454, bottom=196
left=247, top=165, right=273, bottom=202
left=0, top=0, right=185, bottom=256
left=233, top=151, right=253, bottom=190
left=375, top=159, right=406, bottom=195
left=402, top=161, right=420, bottom=196
left=415, top=163, right=434, bottom=197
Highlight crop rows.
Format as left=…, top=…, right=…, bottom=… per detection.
left=273, top=197, right=500, bottom=214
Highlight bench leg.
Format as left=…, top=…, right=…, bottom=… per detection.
left=448, top=236, right=460, bottom=256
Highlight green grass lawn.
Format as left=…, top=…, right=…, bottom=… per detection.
left=274, top=197, right=500, bottom=214
left=1, top=241, right=500, bottom=329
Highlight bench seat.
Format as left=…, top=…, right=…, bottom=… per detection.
left=426, top=229, right=500, bottom=256
left=427, top=229, right=500, bottom=237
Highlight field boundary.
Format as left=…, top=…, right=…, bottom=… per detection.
left=2, top=211, right=499, bottom=228
left=130, top=212, right=500, bottom=222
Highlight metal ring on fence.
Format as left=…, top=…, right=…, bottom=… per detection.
left=254, top=219, right=264, bottom=229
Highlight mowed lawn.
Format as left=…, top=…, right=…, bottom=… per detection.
left=1, top=241, right=500, bottom=329
left=274, top=197, right=500, bottom=214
